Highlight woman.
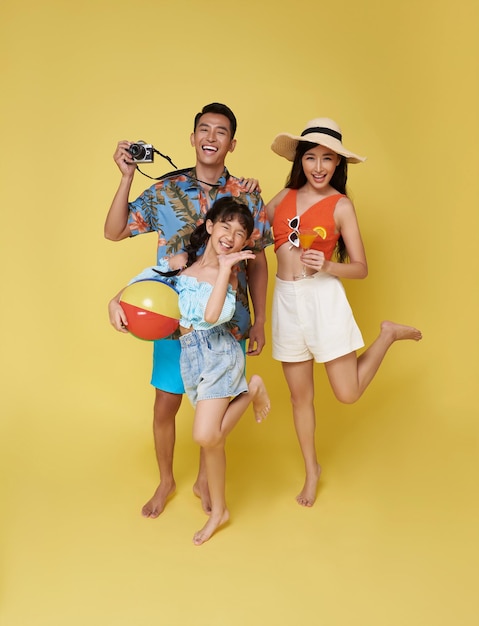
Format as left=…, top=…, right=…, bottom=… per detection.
left=266, top=118, right=422, bottom=507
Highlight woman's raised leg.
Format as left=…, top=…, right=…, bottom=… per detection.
left=325, top=320, right=422, bottom=404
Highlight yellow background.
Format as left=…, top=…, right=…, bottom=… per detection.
left=1, top=1, right=478, bottom=624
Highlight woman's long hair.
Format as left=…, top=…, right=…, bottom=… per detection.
left=286, top=141, right=349, bottom=263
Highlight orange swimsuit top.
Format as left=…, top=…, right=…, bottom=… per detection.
left=272, top=190, right=344, bottom=260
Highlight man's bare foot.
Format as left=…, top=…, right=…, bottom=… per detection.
left=141, top=480, right=175, bottom=518
left=249, top=374, right=271, bottom=423
left=381, top=320, right=422, bottom=343
left=193, top=480, right=212, bottom=514
left=193, top=509, right=230, bottom=546
left=296, top=463, right=322, bottom=507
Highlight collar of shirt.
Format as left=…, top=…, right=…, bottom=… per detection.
left=184, top=167, right=230, bottom=190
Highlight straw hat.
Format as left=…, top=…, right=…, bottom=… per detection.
left=271, top=117, right=366, bottom=163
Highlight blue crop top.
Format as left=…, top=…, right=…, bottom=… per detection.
left=129, top=258, right=237, bottom=331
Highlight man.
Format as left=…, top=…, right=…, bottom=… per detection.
left=105, top=103, right=272, bottom=518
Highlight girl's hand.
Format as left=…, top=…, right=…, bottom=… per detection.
left=300, top=249, right=326, bottom=272
left=218, top=249, right=256, bottom=270
left=109, top=299, right=129, bottom=333
left=239, top=178, right=262, bottom=194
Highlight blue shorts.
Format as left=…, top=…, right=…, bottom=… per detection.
left=179, top=326, right=248, bottom=407
left=151, top=340, right=184, bottom=394
left=151, top=337, right=246, bottom=394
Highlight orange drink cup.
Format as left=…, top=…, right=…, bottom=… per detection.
left=298, top=232, right=318, bottom=249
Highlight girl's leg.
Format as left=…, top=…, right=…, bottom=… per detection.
left=325, top=320, right=422, bottom=404
left=191, top=378, right=271, bottom=545
left=192, top=398, right=231, bottom=546
left=282, top=360, right=321, bottom=507
left=220, top=374, right=270, bottom=437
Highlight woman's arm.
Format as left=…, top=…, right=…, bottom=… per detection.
left=302, top=197, right=368, bottom=280
left=264, top=188, right=288, bottom=224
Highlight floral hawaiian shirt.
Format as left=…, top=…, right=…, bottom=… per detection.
left=127, top=168, right=273, bottom=340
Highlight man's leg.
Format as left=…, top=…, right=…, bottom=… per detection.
left=141, top=389, right=182, bottom=518
left=142, top=339, right=183, bottom=518
left=142, top=338, right=211, bottom=516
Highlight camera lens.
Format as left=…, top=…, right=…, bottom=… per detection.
left=129, top=143, right=146, bottom=159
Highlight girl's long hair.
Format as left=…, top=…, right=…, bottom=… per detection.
left=184, top=197, right=254, bottom=267
left=156, top=197, right=255, bottom=278
left=286, top=141, right=349, bottom=263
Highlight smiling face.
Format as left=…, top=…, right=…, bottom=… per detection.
left=190, top=112, right=236, bottom=168
left=206, top=216, right=249, bottom=255
left=301, top=143, right=342, bottom=191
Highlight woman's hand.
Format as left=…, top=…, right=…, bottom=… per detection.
left=239, top=178, right=262, bottom=193
left=300, top=249, right=326, bottom=272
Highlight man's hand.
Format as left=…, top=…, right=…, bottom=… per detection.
left=246, top=321, right=265, bottom=356
left=113, top=141, right=137, bottom=178
left=108, top=298, right=129, bottom=333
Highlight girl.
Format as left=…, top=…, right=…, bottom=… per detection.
left=109, top=197, right=270, bottom=545
left=266, top=118, right=422, bottom=507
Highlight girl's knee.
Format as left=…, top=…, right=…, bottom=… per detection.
left=193, top=429, right=222, bottom=448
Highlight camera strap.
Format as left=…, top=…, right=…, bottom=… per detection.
left=153, top=147, right=177, bottom=169
left=136, top=161, right=226, bottom=188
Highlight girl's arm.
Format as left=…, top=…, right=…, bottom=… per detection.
left=204, top=250, right=255, bottom=324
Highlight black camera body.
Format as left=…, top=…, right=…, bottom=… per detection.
left=128, top=141, right=154, bottom=163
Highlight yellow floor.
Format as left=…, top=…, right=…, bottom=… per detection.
left=1, top=350, right=477, bottom=626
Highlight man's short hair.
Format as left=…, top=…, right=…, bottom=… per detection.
left=193, top=103, right=237, bottom=138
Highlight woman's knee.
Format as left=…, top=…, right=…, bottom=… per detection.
left=289, top=389, right=314, bottom=410
left=331, top=387, right=359, bottom=404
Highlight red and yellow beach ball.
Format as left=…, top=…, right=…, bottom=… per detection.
left=120, top=279, right=180, bottom=341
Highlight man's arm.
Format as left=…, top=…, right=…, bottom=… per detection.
left=245, top=249, right=268, bottom=355
left=104, top=141, right=136, bottom=241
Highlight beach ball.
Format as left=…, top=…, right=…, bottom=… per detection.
left=120, top=279, right=180, bottom=341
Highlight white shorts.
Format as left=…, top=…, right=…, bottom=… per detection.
left=272, top=273, right=364, bottom=363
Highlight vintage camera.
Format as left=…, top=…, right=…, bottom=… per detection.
left=128, top=141, right=154, bottom=163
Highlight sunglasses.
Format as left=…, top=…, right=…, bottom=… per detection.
left=288, top=215, right=300, bottom=247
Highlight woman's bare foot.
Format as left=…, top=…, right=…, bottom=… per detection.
left=296, top=463, right=322, bottom=507
left=249, top=374, right=271, bottom=423
left=141, top=479, right=176, bottom=518
left=381, top=320, right=422, bottom=343
left=192, top=480, right=212, bottom=514
left=193, top=509, right=230, bottom=546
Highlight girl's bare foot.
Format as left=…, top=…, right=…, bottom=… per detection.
left=249, top=374, right=271, bottom=423
left=193, top=509, right=230, bottom=546
left=381, top=320, right=422, bottom=342
left=296, top=463, right=322, bottom=507
left=192, top=480, right=212, bottom=514
left=141, top=480, right=176, bottom=518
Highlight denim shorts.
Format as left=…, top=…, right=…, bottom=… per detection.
left=179, top=325, right=248, bottom=407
